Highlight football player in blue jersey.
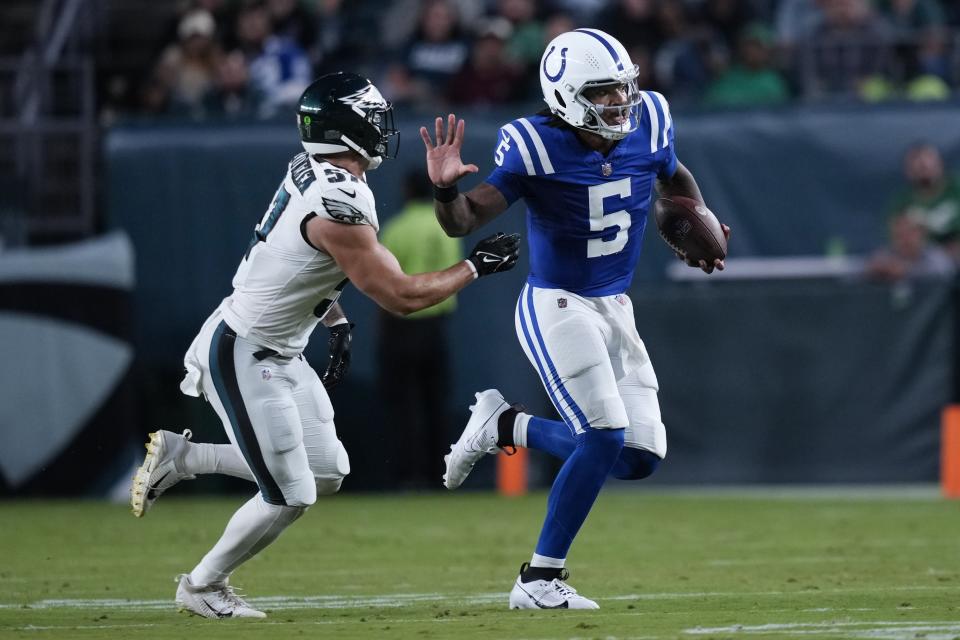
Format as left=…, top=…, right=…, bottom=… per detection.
left=420, top=28, right=730, bottom=609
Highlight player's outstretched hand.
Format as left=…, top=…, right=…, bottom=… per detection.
left=467, top=232, right=520, bottom=277
left=676, top=223, right=731, bottom=274
left=321, top=322, right=353, bottom=390
left=420, top=113, right=479, bottom=188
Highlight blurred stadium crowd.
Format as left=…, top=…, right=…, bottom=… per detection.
left=99, top=0, right=960, bottom=121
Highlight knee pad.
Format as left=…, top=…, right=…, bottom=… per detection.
left=284, top=479, right=317, bottom=508
left=315, top=475, right=344, bottom=496
left=611, top=447, right=661, bottom=480
left=314, top=440, right=350, bottom=496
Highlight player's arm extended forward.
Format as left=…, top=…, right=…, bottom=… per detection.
left=307, top=218, right=472, bottom=315
left=305, top=218, right=519, bottom=316
left=434, top=183, right=508, bottom=237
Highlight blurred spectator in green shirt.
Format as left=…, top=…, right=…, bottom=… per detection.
left=888, top=143, right=960, bottom=262
left=703, top=23, right=789, bottom=109
left=866, top=211, right=954, bottom=281
left=377, top=170, right=463, bottom=489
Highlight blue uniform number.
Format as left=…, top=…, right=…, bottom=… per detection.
left=586, top=178, right=631, bottom=258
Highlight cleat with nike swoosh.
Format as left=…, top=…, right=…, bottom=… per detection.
left=443, top=389, right=514, bottom=489
left=175, top=574, right=266, bottom=619
left=130, top=430, right=196, bottom=518
left=508, top=563, right=599, bottom=610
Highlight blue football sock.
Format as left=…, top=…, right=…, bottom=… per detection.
left=533, top=427, right=625, bottom=562
left=526, top=416, right=576, bottom=459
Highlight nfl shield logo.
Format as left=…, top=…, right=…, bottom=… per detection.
left=615, top=294, right=627, bottom=306
left=261, top=368, right=272, bottom=381
left=557, top=297, right=567, bottom=309
left=601, top=162, right=613, bottom=176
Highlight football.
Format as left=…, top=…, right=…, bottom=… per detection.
left=654, top=195, right=727, bottom=264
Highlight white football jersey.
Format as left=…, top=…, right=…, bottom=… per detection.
left=219, top=151, right=378, bottom=355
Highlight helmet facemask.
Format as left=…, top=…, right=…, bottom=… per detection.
left=574, top=66, right=642, bottom=140
left=366, top=105, right=399, bottom=167
left=336, top=104, right=399, bottom=170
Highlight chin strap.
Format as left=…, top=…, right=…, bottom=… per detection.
left=341, top=136, right=383, bottom=170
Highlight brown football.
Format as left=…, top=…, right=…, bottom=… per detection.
left=654, top=196, right=727, bottom=264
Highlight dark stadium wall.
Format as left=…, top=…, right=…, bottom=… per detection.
left=104, top=104, right=959, bottom=488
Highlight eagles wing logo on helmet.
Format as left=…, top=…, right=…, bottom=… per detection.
left=337, top=85, right=387, bottom=116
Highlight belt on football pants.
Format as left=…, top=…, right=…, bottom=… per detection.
left=219, top=326, right=296, bottom=362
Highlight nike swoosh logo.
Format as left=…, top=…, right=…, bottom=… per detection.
left=202, top=596, right=233, bottom=618
left=476, top=252, right=505, bottom=264
left=146, top=470, right=171, bottom=500
left=337, top=188, right=357, bottom=198
left=517, top=583, right=570, bottom=609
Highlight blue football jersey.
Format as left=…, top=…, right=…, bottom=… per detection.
left=485, top=92, right=677, bottom=296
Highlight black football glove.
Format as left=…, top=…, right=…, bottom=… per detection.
left=321, top=322, right=353, bottom=390
left=467, top=232, right=521, bottom=277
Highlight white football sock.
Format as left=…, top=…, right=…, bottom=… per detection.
left=183, top=442, right=255, bottom=482
left=530, top=553, right=565, bottom=569
left=189, top=494, right=305, bottom=586
left=514, top=413, right=532, bottom=449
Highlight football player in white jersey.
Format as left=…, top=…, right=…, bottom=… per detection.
left=421, top=30, right=729, bottom=609
left=130, top=72, right=520, bottom=619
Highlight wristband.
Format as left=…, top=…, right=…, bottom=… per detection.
left=433, top=183, right=459, bottom=203
left=328, top=318, right=350, bottom=328
left=463, top=258, right=479, bottom=279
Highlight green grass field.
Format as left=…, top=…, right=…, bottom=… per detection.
left=1, top=488, right=958, bottom=639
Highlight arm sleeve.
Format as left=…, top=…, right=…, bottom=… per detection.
left=482, top=123, right=528, bottom=206
left=485, top=168, right=524, bottom=206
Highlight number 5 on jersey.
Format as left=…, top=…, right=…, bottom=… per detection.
left=587, top=178, right=631, bottom=258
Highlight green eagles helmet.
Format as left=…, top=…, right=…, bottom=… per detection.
left=296, top=72, right=399, bottom=170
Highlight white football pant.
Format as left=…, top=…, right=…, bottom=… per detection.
left=514, top=283, right=667, bottom=457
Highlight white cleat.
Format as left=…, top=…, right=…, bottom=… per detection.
left=130, top=429, right=195, bottom=518
left=443, top=389, right=515, bottom=490
left=508, top=564, right=599, bottom=610
left=175, top=574, right=266, bottom=619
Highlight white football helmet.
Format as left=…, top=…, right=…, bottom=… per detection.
left=539, top=29, right=642, bottom=140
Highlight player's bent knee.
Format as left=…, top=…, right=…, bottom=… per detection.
left=285, top=479, right=317, bottom=508
left=611, top=447, right=662, bottom=480
left=315, top=475, right=344, bottom=496
left=282, top=504, right=309, bottom=520
left=314, top=440, right=350, bottom=496
left=624, top=403, right=668, bottom=459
